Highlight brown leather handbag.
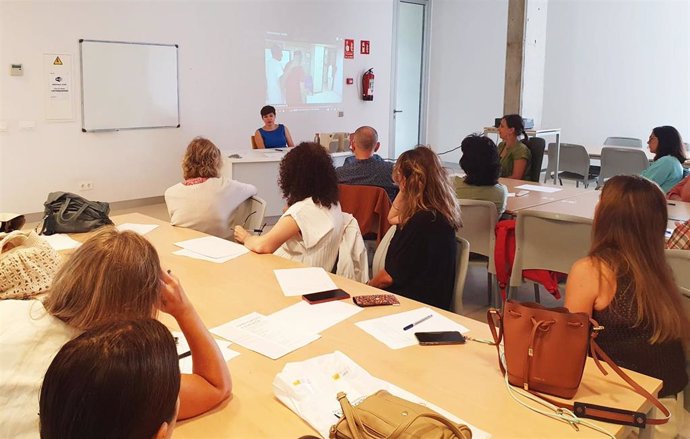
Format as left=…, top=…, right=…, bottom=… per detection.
left=329, top=390, right=472, bottom=439
left=488, top=300, right=670, bottom=428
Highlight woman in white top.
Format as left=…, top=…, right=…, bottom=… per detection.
left=0, top=228, right=232, bottom=439
left=234, top=142, right=344, bottom=270
left=165, top=137, right=257, bottom=239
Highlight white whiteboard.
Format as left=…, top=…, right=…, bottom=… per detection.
left=80, top=40, right=179, bottom=131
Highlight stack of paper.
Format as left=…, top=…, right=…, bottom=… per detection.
left=356, top=307, right=470, bottom=349
left=268, top=300, right=363, bottom=335
left=273, top=267, right=338, bottom=296
left=170, top=331, right=240, bottom=374
left=174, top=236, right=249, bottom=263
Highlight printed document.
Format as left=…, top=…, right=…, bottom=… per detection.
left=514, top=184, right=562, bottom=193
left=274, top=267, right=338, bottom=296
left=42, top=234, right=81, bottom=251
left=170, top=331, right=240, bottom=374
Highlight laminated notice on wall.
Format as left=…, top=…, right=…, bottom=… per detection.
left=44, top=54, right=73, bottom=121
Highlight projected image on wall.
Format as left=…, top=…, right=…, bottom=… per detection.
left=264, top=37, right=343, bottom=108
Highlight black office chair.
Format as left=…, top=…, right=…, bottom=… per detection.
left=525, top=137, right=546, bottom=182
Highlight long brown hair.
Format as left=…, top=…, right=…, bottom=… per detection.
left=43, top=227, right=161, bottom=330
left=182, top=137, right=222, bottom=180
left=591, top=175, right=688, bottom=343
left=393, top=146, right=462, bottom=230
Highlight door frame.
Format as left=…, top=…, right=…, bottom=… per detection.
left=389, top=0, right=432, bottom=158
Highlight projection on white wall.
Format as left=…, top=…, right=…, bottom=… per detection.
left=264, top=32, right=344, bottom=111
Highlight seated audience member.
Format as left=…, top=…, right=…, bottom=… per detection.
left=235, top=142, right=345, bottom=270
left=667, top=175, right=690, bottom=201
left=40, top=319, right=180, bottom=439
left=336, top=126, right=398, bottom=200
left=565, top=175, right=688, bottom=434
left=165, top=137, right=257, bottom=239
left=497, top=114, right=531, bottom=179
left=0, top=228, right=231, bottom=439
left=454, top=134, right=508, bottom=217
left=641, top=126, right=687, bottom=193
left=368, top=146, right=462, bottom=311
left=254, top=105, right=295, bottom=149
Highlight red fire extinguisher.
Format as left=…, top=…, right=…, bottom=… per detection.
left=362, top=68, right=374, bottom=101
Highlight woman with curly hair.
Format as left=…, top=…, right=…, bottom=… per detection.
left=165, top=137, right=257, bottom=239
left=234, top=142, right=344, bottom=270
left=369, top=146, right=462, bottom=310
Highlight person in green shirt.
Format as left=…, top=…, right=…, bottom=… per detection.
left=497, top=114, right=531, bottom=179
left=454, top=134, right=508, bottom=217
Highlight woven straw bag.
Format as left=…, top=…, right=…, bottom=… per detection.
left=0, top=231, right=62, bottom=300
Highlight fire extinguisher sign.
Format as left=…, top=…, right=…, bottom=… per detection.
left=344, top=39, right=355, bottom=59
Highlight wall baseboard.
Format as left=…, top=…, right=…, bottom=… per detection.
left=22, top=196, right=166, bottom=223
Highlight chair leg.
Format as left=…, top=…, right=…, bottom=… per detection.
left=576, top=180, right=579, bottom=188
left=533, top=284, right=541, bottom=303
left=558, top=178, right=563, bottom=186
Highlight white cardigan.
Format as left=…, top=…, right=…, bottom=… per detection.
left=165, top=177, right=257, bottom=239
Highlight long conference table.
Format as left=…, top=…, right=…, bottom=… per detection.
left=82, top=212, right=665, bottom=438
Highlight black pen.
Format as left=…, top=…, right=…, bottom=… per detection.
left=178, top=351, right=191, bottom=359
left=668, top=202, right=676, bottom=206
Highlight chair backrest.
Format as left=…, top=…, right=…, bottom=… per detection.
left=600, top=146, right=649, bottom=181
left=229, top=195, right=267, bottom=234
left=456, top=199, right=497, bottom=273
left=338, top=184, right=391, bottom=241
left=372, top=225, right=396, bottom=275
left=251, top=135, right=258, bottom=149
left=558, top=143, right=591, bottom=177
left=452, top=236, right=471, bottom=314
left=665, top=249, right=690, bottom=297
left=604, top=137, right=643, bottom=148
left=509, top=210, right=593, bottom=288
left=525, top=137, right=546, bottom=182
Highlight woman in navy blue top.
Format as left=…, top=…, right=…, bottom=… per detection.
left=254, top=105, right=295, bottom=149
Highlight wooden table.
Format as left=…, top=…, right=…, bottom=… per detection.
left=104, top=213, right=662, bottom=438
left=501, top=178, right=590, bottom=214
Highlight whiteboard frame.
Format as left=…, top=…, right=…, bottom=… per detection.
left=79, top=39, right=180, bottom=132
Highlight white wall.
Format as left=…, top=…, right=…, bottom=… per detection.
left=542, top=0, right=690, bottom=147
left=426, top=0, right=509, bottom=165
left=0, top=0, right=394, bottom=214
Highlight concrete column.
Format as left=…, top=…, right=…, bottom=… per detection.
left=503, top=0, right=526, bottom=115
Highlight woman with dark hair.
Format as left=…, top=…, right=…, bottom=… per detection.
left=165, top=137, right=257, bottom=239
left=454, top=134, right=508, bottom=216
left=497, top=114, right=531, bottom=179
left=640, top=125, right=687, bottom=193
left=368, top=146, right=462, bottom=310
left=254, top=105, right=295, bottom=149
left=40, top=319, right=180, bottom=439
left=565, top=175, right=688, bottom=436
left=234, top=142, right=344, bottom=270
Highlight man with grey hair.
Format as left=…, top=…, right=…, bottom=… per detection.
left=336, top=126, right=397, bottom=200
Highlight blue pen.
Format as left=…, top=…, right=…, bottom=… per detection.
left=403, top=314, right=433, bottom=331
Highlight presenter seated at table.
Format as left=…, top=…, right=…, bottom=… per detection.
left=40, top=319, right=180, bottom=439
left=565, top=175, right=688, bottom=436
left=254, top=105, right=295, bottom=149
left=497, top=114, right=531, bottom=180
left=234, top=142, right=345, bottom=271
left=453, top=134, right=508, bottom=217
left=165, top=137, right=257, bottom=240
left=0, top=228, right=232, bottom=439
left=368, top=146, right=462, bottom=311
left=640, top=125, right=687, bottom=193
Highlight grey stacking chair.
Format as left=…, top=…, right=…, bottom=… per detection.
left=229, top=195, right=267, bottom=236
left=510, top=210, right=593, bottom=302
left=556, top=143, right=598, bottom=188
left=371, top=225, right=396, bottom=276
left=596, top=147, right=650, bottom=189
left=452, top=236, right=471, bottom=315
left=604, top=137, right=643, bottom=148
left=456, top=199, right=498, bottom=306
left=666, top=249, right=690, bottom=297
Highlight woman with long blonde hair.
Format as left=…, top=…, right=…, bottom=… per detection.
left=565, top=175, right=688, bottom=403
left=369, top=146, right=462, bottom=310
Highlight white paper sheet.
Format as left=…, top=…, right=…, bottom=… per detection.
left=514, top=184, right=562, bottom=193
left=355, top=307, right=470, bottom=350
left=211, top=312, right=320, bottom=360
left=42, top=234, right=81, bottom=251
left=269, top=300, right=363, bottom=335
left=170, top=331, right=241, bottom=374
left=116, top=223, right=159, bottom=235
left=273, top=351, right=491, bottom=439
left=173, top=249, right=237, bottom=264
left=274, top=267, right=338, bottom=296
left=175, top=236, right=249, bottom=260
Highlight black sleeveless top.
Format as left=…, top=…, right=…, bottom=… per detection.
left=592, top=276, right=687, bottom=397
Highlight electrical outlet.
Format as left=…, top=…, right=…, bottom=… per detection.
left=79, top=181, right=93, bottom=191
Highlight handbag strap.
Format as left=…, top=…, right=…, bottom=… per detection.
left=336, top=392, right=366, bottom=439
left=57, top=197, right=89, bottom=222
left=0, top=231, right=29, bottom=253
left=388, top=412, right=469, bottom=439
left=487, top=308, right=505, bottom=375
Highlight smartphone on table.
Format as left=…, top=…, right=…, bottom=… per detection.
left=415, top=331, right=466, bottom=346
left=302, top=289, right=350, bottom=304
